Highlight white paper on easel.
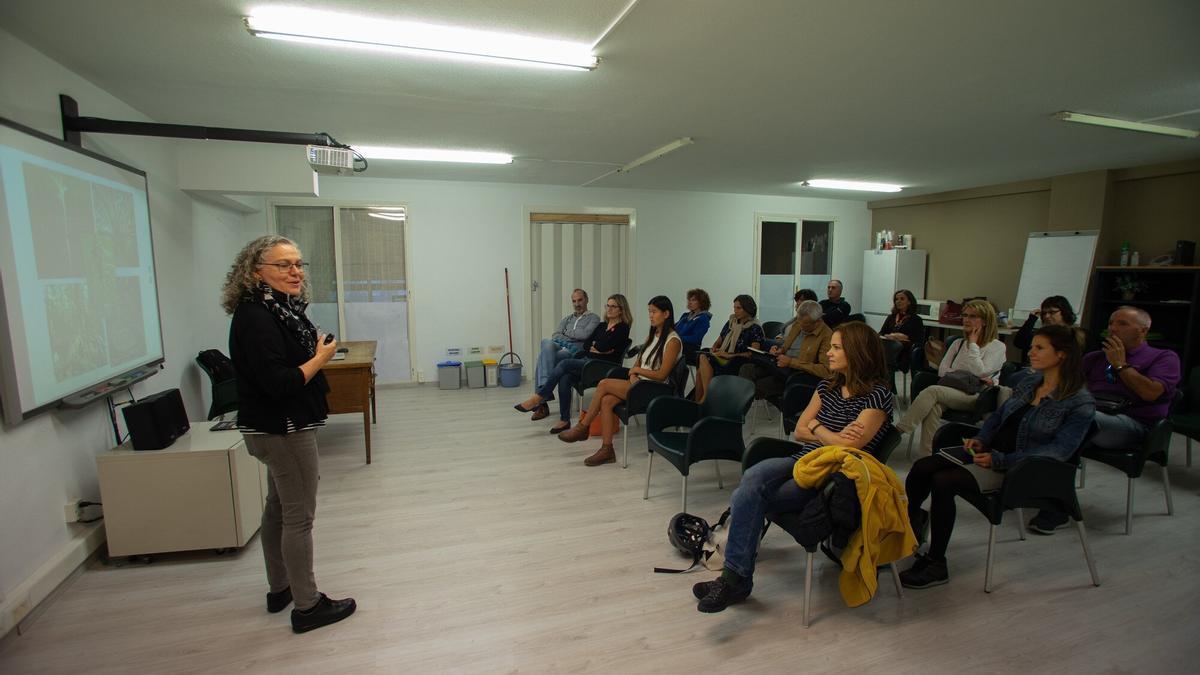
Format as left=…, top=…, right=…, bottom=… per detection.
left=1013, top=230, right=1099, bottom=315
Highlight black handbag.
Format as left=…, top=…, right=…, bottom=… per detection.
left=1093, top=392, right=1132, bottom=415
left=937, top=370, right=986, bottom=395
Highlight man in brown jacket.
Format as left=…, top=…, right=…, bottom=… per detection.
left=741, top=299, right=832, bottom=401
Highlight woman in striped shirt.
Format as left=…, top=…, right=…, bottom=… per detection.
left=690, top=321, right=895, bottom=613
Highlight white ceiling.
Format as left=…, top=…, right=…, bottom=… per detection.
left=2, top=0, right=1198, bottom=199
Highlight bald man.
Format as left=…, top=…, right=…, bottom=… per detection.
left=820, top=279, right=851, bottom=327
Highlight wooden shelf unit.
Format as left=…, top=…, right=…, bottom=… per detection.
left=1090, top=266, right=1200, bottom=374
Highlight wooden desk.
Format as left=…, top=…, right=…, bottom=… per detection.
left=929, top=320, right=1016, bottom=336
left=323, top=340, right=377, bottom=464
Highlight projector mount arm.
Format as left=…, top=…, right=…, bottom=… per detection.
left=59, top=94, right=365, bottom=169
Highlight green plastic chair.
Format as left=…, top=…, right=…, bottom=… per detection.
left=644, top=375, right=755, bottom=511
left=1169, top=366, right=1200, bottom=467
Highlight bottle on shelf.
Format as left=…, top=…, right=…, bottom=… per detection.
left=1120, top=240, right=1130, bottom=266
left=1131, top=250, right=1140, bottom=266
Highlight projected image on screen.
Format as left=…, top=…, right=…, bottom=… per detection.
left=23, top=164, right=149, bottom=383
left=0, top=118, right=164, bottom=423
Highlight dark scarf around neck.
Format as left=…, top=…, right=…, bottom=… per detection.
left=251, top=281, right=317, bottom=357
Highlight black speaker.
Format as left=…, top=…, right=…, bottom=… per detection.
left=1176, top=240, right=1195, bottom=266
left=123, top=388, right=190, bottom=450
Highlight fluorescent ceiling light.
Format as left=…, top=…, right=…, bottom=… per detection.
left=617, top=137, right=695, bottom=173
left=245, top=7, right=598, bottom=71
left=801, top=179, right=903, bottom=193
left=355, top=145, right=513, bottom=165
left=368, top=212, right=406, bottom=221
left=1054, top=111, right=1198, bottom=139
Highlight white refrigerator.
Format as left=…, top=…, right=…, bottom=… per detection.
left=861, top=249, right=927, bottom=331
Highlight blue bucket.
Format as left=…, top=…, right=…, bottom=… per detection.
left=498, top=352, right=522, bottom=387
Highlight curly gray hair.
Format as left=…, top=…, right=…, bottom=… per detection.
left=220, top=235, right=308, bottom=314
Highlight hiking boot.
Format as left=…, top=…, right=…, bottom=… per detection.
left=696, top=576, right=753, bottom=613
left=291, top=593, right=356, bottom=634
left=584, top=444, right=616, bottom=466
left=557, top=423, right=590, bottom=443
left=1027, top=510, right=1071, bottom=535
left=899, top=554, right=949, bottom=589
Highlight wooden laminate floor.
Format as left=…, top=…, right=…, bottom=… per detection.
left=2, top=384, right=1199, bottom=673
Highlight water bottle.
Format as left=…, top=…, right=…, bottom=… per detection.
left=1131, top=251, right=1140, bottom=266
left=1119, top=241, right=1130, bottom=266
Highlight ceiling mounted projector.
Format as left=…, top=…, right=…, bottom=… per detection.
left=307, top=145, right=356, bottom=174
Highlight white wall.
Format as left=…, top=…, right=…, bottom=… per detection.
left=0, top=28, right=253, bottom=628
left=287, top=177, right=870, bottom=378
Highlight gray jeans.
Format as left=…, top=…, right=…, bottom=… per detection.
left=244, top=430, right=321, bottom=610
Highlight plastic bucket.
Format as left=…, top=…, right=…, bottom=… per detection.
left=498, top=352, right=522, bottom=388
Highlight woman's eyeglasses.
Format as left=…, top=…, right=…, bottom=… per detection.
left=258, top=261, right=309, bottom=272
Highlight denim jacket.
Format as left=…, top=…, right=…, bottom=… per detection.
left=975, top=374, right=1095, bottom=471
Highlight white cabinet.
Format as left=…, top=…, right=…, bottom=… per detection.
left=96, top=425, right=265, bottom=557
left=862, top=249, right=927, bottom=325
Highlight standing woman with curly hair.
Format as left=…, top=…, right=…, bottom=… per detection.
left=223, top=235, right=355, bottom=634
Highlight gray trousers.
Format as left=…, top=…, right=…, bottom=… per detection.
left=244, top=430, right=321, bottom=610
left=897, top=385, right=980, bottom=456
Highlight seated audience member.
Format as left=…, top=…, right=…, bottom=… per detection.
left=879, top=289, right=925, bottom=371
left=795, top=288, right=819, bottom=303
left=821, top=279, right=852, bottom=327
left=901, top=325, right=1095, bottom=588
left=558, top=296, right=682, bottom=466
left=895, top=300, right=1006, bottom=456
left=535, top=289, right=600, bottom=390
left=743, top=299, right=831, bottom=401
left=1008, top=296, right=1078, bottom=388
left=514, top=294, right=632, bottom=431
left=674, top=288, right=713, bottom=364
left=774, top=290, right=820, bottom=342
left=690, top=321, right=895, bottom=612
left=1013, top=296, right=1076, bottom=356
left=694, top=294, right=765, bottom=402
left=1026, top=305, right=1181, bottom=534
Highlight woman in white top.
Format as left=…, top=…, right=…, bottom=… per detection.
left=896, top=299, right=1007, bottom=455
left=559, top=295, right=682, bottom=466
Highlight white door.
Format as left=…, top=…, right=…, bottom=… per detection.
left=755, top=217, right=834, bottom=323
left=528, top=219, right=629, bottom=361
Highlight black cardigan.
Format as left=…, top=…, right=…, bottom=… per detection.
left=229, top=301, right=329, bottom=434
left=580, top=321, right=631, bottom=363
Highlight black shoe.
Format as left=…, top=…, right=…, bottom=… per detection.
left=266, top=586, right=292, bottom=613
left=291, top=593, right=356, bottom=634
left=899, top=554, right=949, bottom=589
left=1027, top=510, right=1071, bottom=535
left=910, top=508, right=929, bottom=545
left=692, top=578, right=719, bottom=600
left=696, top=576, right=753, bottom=613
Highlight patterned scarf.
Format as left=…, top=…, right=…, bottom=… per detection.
left=251, top=282, right=317, bottom=357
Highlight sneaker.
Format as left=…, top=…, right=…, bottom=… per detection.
left=696, top=576, right=753, bottom=613
left=909, top=508, right=929, bottom=545
left=1027, top=510, right=1071, bottom=535
left=266, top=586, right=292, bottom=613
left=291, top=593, right=356, bottom=634
left=692, top=578, right=719, bottom=600
left=899, top=554, right=949, bottom=589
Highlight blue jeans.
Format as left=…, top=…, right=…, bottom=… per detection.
left=536, top=358, right=587, bottom=422
left=536, top=338, right=574, bottom=388
left=722, top=457, right=819, bottom=579
left=1092, top=412, right=1148, bottom=449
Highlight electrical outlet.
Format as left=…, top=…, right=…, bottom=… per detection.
left=63, top=500, right=82, bottom=523
left=416, top=369, right=426, bottom=382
